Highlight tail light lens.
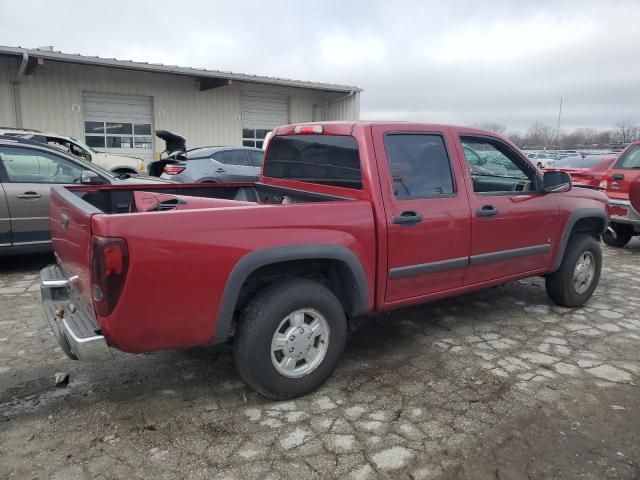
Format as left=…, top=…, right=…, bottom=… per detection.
left=599, top=174, right=609, bottom=191
left=163, top=165, right=185, bottom=175
left=91, top=236, right=129, bottom=317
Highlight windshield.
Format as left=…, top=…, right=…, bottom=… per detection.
left=263, top=135, right=362, bottom=189
left=555, top=156, right=613, bottom=169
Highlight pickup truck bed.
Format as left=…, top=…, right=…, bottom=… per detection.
left=41, top=121, right=608, bottom=399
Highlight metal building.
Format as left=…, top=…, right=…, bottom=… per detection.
left=0, top=46, right=361, bottom=163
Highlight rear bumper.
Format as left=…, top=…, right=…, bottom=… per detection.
left=608, top=199, right=640, bottom=229
left=40, top=264, right=112, bottom=361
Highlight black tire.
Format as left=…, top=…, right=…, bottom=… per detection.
left=234, top=278, right=347, bottom=400
left=602, top=223, right=633, bottom=248
left=546, top=233, right=602, bottom=307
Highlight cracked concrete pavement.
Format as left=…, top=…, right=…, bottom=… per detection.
left=0, top=241, right=639, bottom=479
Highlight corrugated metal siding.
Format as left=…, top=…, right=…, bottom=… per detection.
left=0, top=60, right=360, bottom=157
left=314, top=92, right=360, bottom=121
left=0, top=58, right=17, bottom=126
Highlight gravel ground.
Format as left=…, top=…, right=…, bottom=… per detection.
left=0, top=241, right=639, bottom=479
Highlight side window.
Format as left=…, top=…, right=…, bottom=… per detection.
left=615, top=145, right=640, bottom=169
left=461, top=137, right=535, bottom=194
left=384, top=134, right=454, bottom=198
left=0, top=147, right=83, bottom=184
left=221, top=150, right=250, bottom=166
left=247, top=150, right=263, bottom=167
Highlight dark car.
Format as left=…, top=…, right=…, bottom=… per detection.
left=0, top=135, right=172, bottom=256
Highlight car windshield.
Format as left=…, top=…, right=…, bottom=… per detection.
left=185, top=147, right=223, bottom=159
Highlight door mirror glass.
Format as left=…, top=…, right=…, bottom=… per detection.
left=80, top=170, right=105, bottom=185
left=542, top=171, right=571, bottom=193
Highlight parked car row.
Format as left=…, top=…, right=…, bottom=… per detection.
left=0, top=127, right=145, bottom=174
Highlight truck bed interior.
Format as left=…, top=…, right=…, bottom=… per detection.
left=68, top=183, right=347, bottom=214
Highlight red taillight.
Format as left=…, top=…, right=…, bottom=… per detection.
left=163, top=165, right=185, bottom=175
left=599, top=174, right=609, bottom=191
left=294, top=125, right=323, bottom=134
left=91, top=236, right=129, bottom=317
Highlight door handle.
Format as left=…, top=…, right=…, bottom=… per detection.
left=216, top=168, right=225, bottom=173
left=392, top=211, right=423, bottom=226
left=476, top=205, right=498, bottom=217
left=16, top=192, right=42, bottom=199
left=611, top=173, right=624, bottom=181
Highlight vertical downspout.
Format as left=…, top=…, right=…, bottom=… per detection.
left=12, top=53, right=29, bottom=128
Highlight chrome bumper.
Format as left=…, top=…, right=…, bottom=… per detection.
left=609, top=199, right=640, bottom=229
left=40, top=264, right=112, bottom=361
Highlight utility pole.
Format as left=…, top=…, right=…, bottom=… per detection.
left=554, top=97, right=563, bottom=154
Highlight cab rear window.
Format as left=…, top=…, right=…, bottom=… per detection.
left=263, top=135, right=361, bottom=189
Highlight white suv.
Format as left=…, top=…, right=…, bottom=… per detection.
left=0, top=128, right=145, bottom=174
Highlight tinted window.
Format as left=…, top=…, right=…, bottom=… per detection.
left=247, top=150, right=263, bottom=167
left=221, top=150, right=250, bottom=166
left=263, top=135, right=361, bottom=189
left=0, top=147, right=83, bottom=184
left=615, top=145, right=640, bottom=169
left=384, top=134, right=454, bottom=198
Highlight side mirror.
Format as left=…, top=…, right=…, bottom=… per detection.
left=80, top=170, right=105, bottom=185
left=542, top=171, right=571, bottom=193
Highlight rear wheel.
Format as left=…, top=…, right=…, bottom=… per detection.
left=602, top=223, right=633, bottom=248
left=234, top=278, right=347, bottom=400
left=546, top=233, right=602, bottom=307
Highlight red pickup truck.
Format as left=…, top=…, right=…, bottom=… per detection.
left=40, top=122, right=609, bottom=399
left=600, top=141, right=640, bottom=247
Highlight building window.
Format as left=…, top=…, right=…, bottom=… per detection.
left=84, top=121, right=152, bottom=150
left=242, top=128, right=271, bottom=148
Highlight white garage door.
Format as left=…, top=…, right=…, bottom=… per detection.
left=241, top=92, right=289, bottom=148
left=83, top=93, right=154, bottom=163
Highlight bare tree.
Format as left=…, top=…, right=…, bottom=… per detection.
left=614, top=118, right=638, bottom=143
left=476, top=122, right=506, bottom=134
left=526, top=122, right=554, bottom=148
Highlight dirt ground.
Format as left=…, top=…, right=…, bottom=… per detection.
left=1, top=241, right=639, bottom=479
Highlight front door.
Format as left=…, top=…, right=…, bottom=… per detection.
left=373, top=126, right=472, bottom=303
left=456, top=134, right=561, bottom=285
left=0, top=145, right=83, bottom=245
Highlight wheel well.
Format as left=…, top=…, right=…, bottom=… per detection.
left=570, top=216, right=605, bottom=239
left=236, top=259, right=360, bottom=317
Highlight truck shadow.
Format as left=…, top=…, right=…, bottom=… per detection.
left=0, top=252, right=54, bottom=273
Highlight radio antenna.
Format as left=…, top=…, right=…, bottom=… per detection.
left=554, top=97, right=563, bottom=154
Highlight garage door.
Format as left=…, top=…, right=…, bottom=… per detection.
left=83, top=93, right=154, bottom=163
left=241, top=92, right=289, bottom=148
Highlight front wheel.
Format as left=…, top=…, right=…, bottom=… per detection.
left=234, top=278, right=347, bottom=400
left=602, top=223, right=633, bottom=248
left=546, top=233, right=602, bottom=307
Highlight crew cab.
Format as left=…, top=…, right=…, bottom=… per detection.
left=600, top=142, right=640, bottom=247
left=40, top=122, right=608, bottom=399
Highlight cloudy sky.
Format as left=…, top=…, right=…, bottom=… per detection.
left=1, top=0, right=638, bottom=132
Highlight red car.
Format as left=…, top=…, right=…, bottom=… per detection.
left=550, top=154, right=617, bottom=188
left=600, top=142, right=640, bottom=247
left=40, top=122, right=608, bottom=399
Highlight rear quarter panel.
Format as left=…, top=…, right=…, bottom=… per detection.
left=90, top=200, right=376, bottom=352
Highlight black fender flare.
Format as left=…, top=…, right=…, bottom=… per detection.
left=550, top=208, right=608, bottom=272
left=212, top=244, right=369, bottom=344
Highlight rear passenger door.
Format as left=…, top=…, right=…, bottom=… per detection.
left=607, top=144, right=640, bottom=201
left=217, top=150, right=258, bottom=182
left=373, top=126, right=472, bottom=303
left=0, top=146, right=83, bottom=245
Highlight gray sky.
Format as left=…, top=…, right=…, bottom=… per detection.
left=1, top=0, right=638, bottom=132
